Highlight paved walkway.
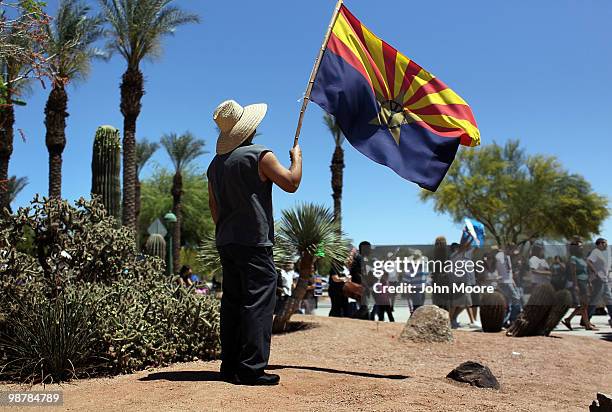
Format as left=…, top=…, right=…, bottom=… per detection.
left=312, top=296, right=612, bottom=341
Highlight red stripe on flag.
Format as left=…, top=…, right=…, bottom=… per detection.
left=409, top=104, right=477, bottom=127
left=403, top=77, right=449, bottom=108
left=398, top=60, right=423, bottom=99
left=327, top=34, right=374, bottom=90
left=382, top=41, right=397, bottom=96
left=340, top=6, right=367, bottom=45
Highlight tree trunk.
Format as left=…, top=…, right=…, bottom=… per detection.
left=272, top=254, right=315, bottom=333
left=120, top=67, right=144, bottom=232
left=330, top=144, right=344, bottom=232
left=135, top=176, right=141, bottom=248
left=44, top=84, right=68, bottom=199
left=171, top=171, right=182, bottom=274
left=0, top=93, right=15, bottom=212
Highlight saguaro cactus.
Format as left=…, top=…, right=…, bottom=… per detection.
left=145, top=233, right=166, bottom=259
left=91, top=126, right=121, bottom=220
left=479, top=292, right=506, bottom=333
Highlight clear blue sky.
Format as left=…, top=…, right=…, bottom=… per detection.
left=10, top=0, right=612, bottom=245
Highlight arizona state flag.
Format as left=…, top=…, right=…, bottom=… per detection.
left=311, top=5, right=480, bottom=191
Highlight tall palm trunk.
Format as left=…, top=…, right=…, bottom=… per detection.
left=272, top=254, right=315, bottom=333
left=0, top=93, right=15, bottom=211
left=120, top=66, right=144, bottom=231
left=135, top=175, right=142, bottom=245
left=330, top=144, right=344, bottom=231
left=44, top=84, right=68, bottom=199
left=171, top=172, right=182, bottom=274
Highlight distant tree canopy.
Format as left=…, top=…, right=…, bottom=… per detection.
left=420, top=140, right=609, bottom=246
left=138, top=167, right=214, bottom=248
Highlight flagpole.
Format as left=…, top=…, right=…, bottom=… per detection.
left=293, top=0, right=344, bottom=147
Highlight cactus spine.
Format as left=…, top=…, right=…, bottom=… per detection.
left=91, top=126, right=121, bottom=220
left=145, top=233, right=166, bottom=258
left=480, top=292, right=506, bottom=332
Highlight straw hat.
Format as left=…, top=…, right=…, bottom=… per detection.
left=213, top=100, right=267, bottom=155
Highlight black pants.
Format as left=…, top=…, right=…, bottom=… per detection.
left=218, top=244, right=277, bottom=379
left=373, top=304, right=395, bottom=322
left=329, top=290, right=349, bottom=317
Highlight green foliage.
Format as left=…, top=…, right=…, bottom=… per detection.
left=98, top=0, right=200, bottom=68
left=0, top=195, right=220, bottom=383
left=138, top=168, right=214, bottom=247
left=278, top=202, right=350, bottom=269
left=46, top=0, right=105, bottom=84
left=160, top=131, right=207, bottom=174
left=420, top=140, right=609, bottom=246
left=91, top=125, right=122, bottom=220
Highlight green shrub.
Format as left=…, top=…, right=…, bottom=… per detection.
left=0, top=196, right=220, bottom=384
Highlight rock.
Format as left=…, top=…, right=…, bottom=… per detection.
left=590, top=393, right=612, bottom=411
left=399, top=305, right=453, bottom=343
left=447, top=361, right=500, bottom=390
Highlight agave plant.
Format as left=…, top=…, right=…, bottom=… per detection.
left=272, top=203, right=350, bottom=333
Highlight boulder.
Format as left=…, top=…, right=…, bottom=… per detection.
left=399, top=305, right=453, bottom=343
left=447, top=361, right=500, bottom=390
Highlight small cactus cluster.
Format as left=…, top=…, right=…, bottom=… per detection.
left=145, top=233, right=166, bottom=258
left=479, top=291, right=506, bottom=333
left=506, top=284, right=570, bottom=337
left=91, top=125, right=121, bottom=220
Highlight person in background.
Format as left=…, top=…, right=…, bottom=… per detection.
left=328, top=255, right=351, bottom=317
left=373, top=272, right=395, bottom=322
left=407, top=250, right=427, bottom=315
left=275, top=262, right=295, bottom=315
left=431, top=236, right=450, bottom=310
left=179, top=265, right=194, bottom=287
left=562, top=240, right=598, bottom=331
left=495, top=244, right=521, bottom=328
left=586, top=238, right=612, bottom=327
left=351, top=241, right=371, bottom=320
left=550, top=255, right=567, bottom=291
left=448, top=241, right=474, bottom=328
left=529, top=244, right=552, bottom=289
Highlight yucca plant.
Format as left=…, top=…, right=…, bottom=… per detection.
left=272, top=203, right=350, bottom=333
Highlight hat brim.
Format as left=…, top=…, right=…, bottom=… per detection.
left=216, top=103, right=267, bottom=155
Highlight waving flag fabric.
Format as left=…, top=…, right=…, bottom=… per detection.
left=311, top=5, right=480, bottom=191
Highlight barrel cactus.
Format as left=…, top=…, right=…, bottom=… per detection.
left=145, top=233, right=166, bottom=258
left=542, top=289, right=573, bottom=336
left=91, top=126, right=121, bottom=220
left=479, top=291, right=506, bottom=332
left=507, top=283, right=556, bottom=337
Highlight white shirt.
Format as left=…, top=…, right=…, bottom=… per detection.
left=587, top=248, right=610, bottom=281
left=529, top=256, right=550, bottom=285
left=496, top=251, right=513, bottom=284
left=280, top=270, right=295, bottom=296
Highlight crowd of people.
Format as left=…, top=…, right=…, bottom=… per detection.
left=272, top=236, right=612, bottom=331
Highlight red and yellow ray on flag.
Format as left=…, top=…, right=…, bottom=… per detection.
left=326, top=5, right=480, bottom=147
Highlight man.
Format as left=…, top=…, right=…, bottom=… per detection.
left=495, top=245, right=521, bottom=327
left=351, top=241, right=370, bottom=319
left=275, top=262, right=295, bottom=315
left=587, top=238, right=612, bottom=327
left=207, top=100, right=302, bottom=385
left=529, top=244, right=552, bottom=288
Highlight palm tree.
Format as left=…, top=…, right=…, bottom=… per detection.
left=160, top=132, right=206, bottom=274
left=135, top=138, right=159, bottom=239
left=6, top=175, right=28, bottom=211
left=44, top=0, right=103, bottom=199
left=0, top=58, right=28, bottom=211
left=98, top=0, right=199, bottom=232
left=324, top=114, right=345, bottom=231
left=272, top=203, right=350, bottom=333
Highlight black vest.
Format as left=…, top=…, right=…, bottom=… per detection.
left=207, top=144, right=274, bottom=247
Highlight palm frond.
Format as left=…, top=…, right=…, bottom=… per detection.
left=323, top=114, right=344, bottom=146
left=98, top=0, right=199, bottom=67
left=160, top=132, right=207, bottom=173
left=7, top=175, right=28, bottom=204
left=136, top=138, right=159, bottom=176
left=277, top=203, right=350, bottom=268
left=48, top=0, right=105, bottom=83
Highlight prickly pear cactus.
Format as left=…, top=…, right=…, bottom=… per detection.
left=480, top=291, right=506, bottom=333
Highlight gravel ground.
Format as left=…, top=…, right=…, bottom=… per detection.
left=2, top=315, right=611, bottom=412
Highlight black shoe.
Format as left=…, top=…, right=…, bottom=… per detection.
left=235, top=372, right=280, bottom=386
left=219, top=370, right=237, bottom=383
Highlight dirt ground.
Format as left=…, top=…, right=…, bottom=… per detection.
left=3, top=315, right=611, bottom=412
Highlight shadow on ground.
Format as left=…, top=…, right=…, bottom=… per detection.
left=267, top=365, right=409, bottom=380
left=272, top=321, right=319, bottom=335
left=139, top=365, right=409, bottom=382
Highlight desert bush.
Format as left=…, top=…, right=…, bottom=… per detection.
left=0, top=196, right=220, bottom=383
